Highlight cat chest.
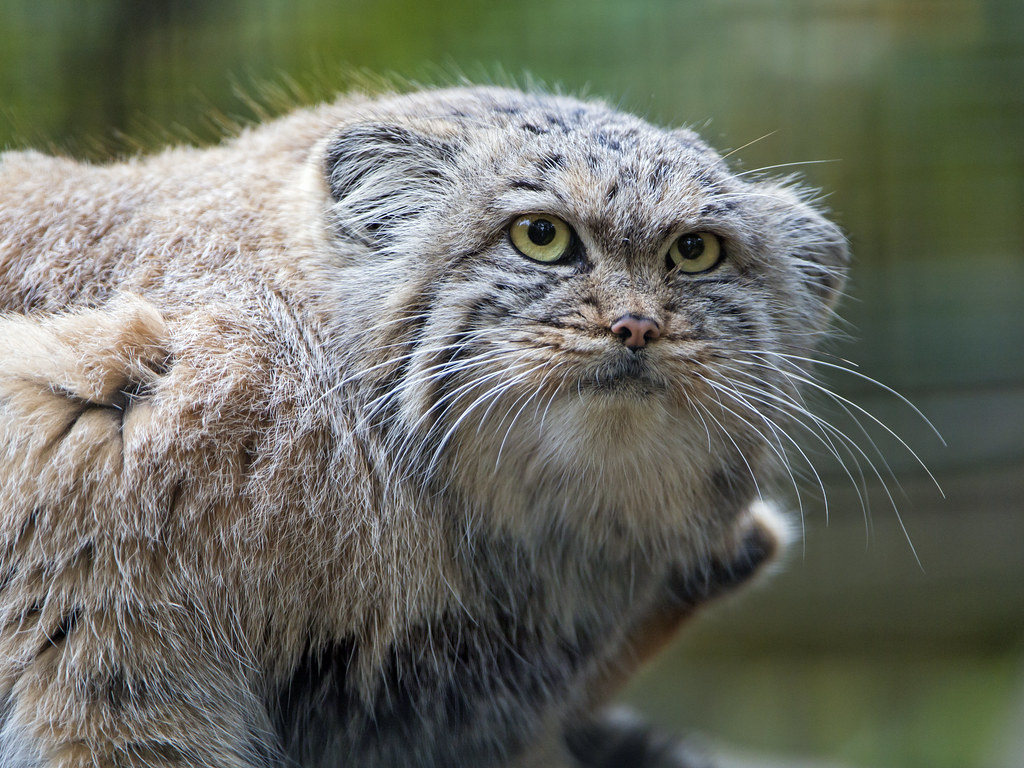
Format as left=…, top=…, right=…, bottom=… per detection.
left=269, top=577, right=641, bottom=767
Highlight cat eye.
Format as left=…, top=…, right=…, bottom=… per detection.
left=509, top=214, right=573, bottom=263
left=666, top=232, right=723, bottom=274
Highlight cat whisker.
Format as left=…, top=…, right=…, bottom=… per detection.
left=420, top=363, right=544, bottom=485
left=752, top=351, right=945, bottom=447
left=493, top=368, right=559, bottom=469
left=732, top=159, right=840, bottom=179
left=687, top=393, right=766, bottom=507
left=693, top=373, right=810, bottom=538
left=707, top=367, right=879, bottom=528
left=742, top=353, right=943, bottom=494
left=719, top=130, right=779, bottom=161
left=728, top=353, right=931, bottom=565
left=706, top=377, right=830, bottom=526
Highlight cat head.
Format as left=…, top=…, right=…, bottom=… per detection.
left=313, top=87, right=848, bottom=543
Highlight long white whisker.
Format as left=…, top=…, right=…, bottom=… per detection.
left=694, top=373, right=808, bottom=541
left=689, top=395, right=765, bottom=506
left=751, top=351, right=945, bottom=445
left=743, top=355, right=943, bottom=497
left=705, top=376, right=828, bottom=526
left=730, top=355, right=925, bottom=566
left=711, top=362, right=872, bottom=511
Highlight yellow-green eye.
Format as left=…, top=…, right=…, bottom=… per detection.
left=667, top=232, right=723, bottom=274
left=509, top=214, right=572, bottom=263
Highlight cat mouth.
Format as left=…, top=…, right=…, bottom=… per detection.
left=584, top=353, right=666, bottom=394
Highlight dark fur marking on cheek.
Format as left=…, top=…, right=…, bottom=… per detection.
left=719, top=302, right=758, bottom=336
left=402, top=293, right=510, bottom=421
left=663, top=303, right=704, bottom=335
left=384, top=289, right=436, bottom=362
left=462, top=293, right=514, bottom=329
left=492, top=280, right=556, bottom=305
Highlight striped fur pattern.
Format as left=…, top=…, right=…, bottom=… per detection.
left=0, top=87, right=846, bottom=767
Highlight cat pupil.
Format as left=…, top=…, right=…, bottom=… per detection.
left=528, top=219, right=556, bottom=246
left=678, top=234, right=704, bottom=260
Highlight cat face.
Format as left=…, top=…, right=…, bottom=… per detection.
left=318, top=87, right=848, bottom=540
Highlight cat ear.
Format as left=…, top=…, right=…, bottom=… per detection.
left=322, top=124, right=458, bottom=249
left=759, top=182, right=850, bottom=320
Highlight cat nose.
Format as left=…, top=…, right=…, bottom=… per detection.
left=610, top=314, right=661, bottom=349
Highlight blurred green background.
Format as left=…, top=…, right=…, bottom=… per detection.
left=1, top=1, right=1021, bottom=766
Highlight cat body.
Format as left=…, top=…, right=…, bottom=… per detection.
left=0, top=87, right=846, bottom=767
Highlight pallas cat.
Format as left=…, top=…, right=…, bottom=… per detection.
left=0, top=86, right=848, bottom=767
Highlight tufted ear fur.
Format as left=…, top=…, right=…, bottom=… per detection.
left=757, top=181, right=850, bottom=323
left=323, top=124, right=458, bottom=251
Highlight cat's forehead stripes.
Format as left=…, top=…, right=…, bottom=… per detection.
left=486, top=128, right=737, bottom=266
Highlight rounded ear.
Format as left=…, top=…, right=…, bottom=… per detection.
left=758, top=181, right=850, bottom=319
left=322, top=124, right=459, bottom=249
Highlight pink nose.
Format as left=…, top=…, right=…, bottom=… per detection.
left=610, top=314, right=661, bottom=349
